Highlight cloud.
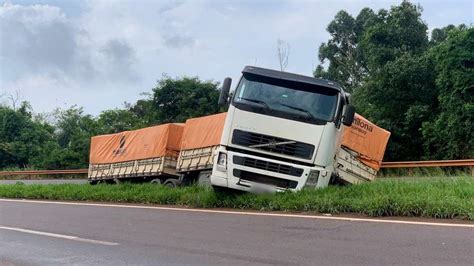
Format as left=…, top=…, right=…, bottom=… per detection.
left=163, top=34, right=197, bottom=49
left=157, top=0, right=184, bottom=15
left=100, top=38, right=138, bottom=79
left=0, top=2, right=140, bottom=113
left=1, top=0, right=472, bottom=115
left=0, top=3, right=76, bottom=79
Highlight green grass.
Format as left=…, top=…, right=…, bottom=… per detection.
left=0, top=178, right=472, bottom=220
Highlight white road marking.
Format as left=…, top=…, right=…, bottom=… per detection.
left=0, top=225, right=119, bottom=246
left=1, top=198, right=473, bottom=228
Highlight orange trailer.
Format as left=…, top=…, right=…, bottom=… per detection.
left=88, top=123, right=184, bottom=185
left=176, top=113, right=227, bottom=184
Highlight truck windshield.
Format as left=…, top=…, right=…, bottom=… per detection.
left=233, top=74, right=339, bottom=124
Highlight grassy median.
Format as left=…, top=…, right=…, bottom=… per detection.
left=0, top=178, right=472, bottom=220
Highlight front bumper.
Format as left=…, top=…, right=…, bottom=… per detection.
left=210, top=147, right=332, bottom=192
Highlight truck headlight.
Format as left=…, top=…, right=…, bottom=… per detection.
left=305, top=170, right=320, bottom=187
left=217, top=152, right=227, bottom=169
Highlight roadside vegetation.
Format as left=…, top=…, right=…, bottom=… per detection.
left=1, top=178, right=472, bottom=220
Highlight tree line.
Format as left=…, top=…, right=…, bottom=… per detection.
left=314, top=1, right=473, bottom=161
left=0, top=77, right=222, bottom=169
left=0, top=1, right=472, bottom=170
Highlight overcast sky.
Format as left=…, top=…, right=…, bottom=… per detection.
left=1, top=0, right=472, bottom=115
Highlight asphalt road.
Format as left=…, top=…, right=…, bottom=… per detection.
left=0, top=179, right=87, bottom=185
left=0, top=200, right=472, bottom=266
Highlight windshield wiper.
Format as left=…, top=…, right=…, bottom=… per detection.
left=278, top=103, right=316, bottom=120
left=238, top=97, right=270, bottom=109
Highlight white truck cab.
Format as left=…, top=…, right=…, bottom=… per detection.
left=210, top=66, right=355, bottom=192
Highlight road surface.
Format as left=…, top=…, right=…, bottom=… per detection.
left=0, top=199, right=472, bottom=266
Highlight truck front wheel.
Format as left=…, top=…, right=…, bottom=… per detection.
left=163, top=179, right=178, bottom=188
left=212, top=185, right=230, bottom=194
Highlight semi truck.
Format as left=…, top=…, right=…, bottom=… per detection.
left=209, top=66, right=390, bottom=192
left=87, top=66, right=390, bottom=192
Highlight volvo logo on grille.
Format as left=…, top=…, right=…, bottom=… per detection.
left=249, top=140, right=296, bottom=148
left=232, top=130, right=314, bottom=159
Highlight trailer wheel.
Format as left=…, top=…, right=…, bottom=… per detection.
left=163, top=179, right=178, bottom=188
left=89, top=180, right=98, bottom=185
left=150, top=178, right=162, bottom=185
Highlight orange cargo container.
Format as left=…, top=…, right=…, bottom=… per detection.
left=177, top=112, right=227, bottom=173
left=336, top=113, right=390, bottom=184
left=88, top=123, right=184, bottom=182
left=341, top=114, right=391, bottom=171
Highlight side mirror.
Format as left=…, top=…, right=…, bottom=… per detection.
left=342, top=105, right=355, bottom=126
left=218, top=77, right=232, bottom=106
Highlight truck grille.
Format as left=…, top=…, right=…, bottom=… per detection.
left=234, top=169, right=298, bottom=189
left=231, top=130, right=314, bottom=159
left=233, top=155, right=303, bottom=177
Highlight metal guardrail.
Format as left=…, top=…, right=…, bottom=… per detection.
left=0, top=159, right=473, bottom=176
left=381, top=159, right=474, bottom=168
left=0, top=169, right=88, bottom=176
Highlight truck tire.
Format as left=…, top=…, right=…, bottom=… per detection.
left=150, top=178, right=162, bottom=185
left=163, top=178, right=178, bottom=188
left=212, top=185, right=228, bottom=194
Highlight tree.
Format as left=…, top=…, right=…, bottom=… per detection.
left=151, top=76, right=221, bottom=123
left=0, top=102, right=55, bottom=169
left=430, top=24, right=456, bottom=45
left=277, top=39, right=290, bottom=71
left=359, top=1, right=428, bottom=69
left=97, top=108, right=146, bottom=134
left=129, top=93, right=159, bottom=125
left=317, top=1, right=448, bottom=160
left=316, top=1, right=428, bottom=93
left=353, top=53, right=437, bottom=160
left=8, top=91, right=21, bottom=110
left=314, top=8, right=380, bottom=92
left=422, top=27, right=474, bottom=159
left=50, top=106, right=99, bottom=169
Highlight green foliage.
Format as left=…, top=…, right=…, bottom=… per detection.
left=422, top=28, right=474, bottom=159
left=0, top=75, right=221, bottom=170
left=0, top=178, right=472, bottom=219
left=314, top=8, right=379, bottom=92
left=97, top=108, right=146, bottom=134
left=150, top=75, right=221, bottom=123
left=316, top=1, right=472, bottom=161
left=0, top=102, right=55, bottom=169
left=354, top=53, right=437, bottom=160
left=429, top=24, right=468, bottom=46
left=359, top=1, right=428, bottom=67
